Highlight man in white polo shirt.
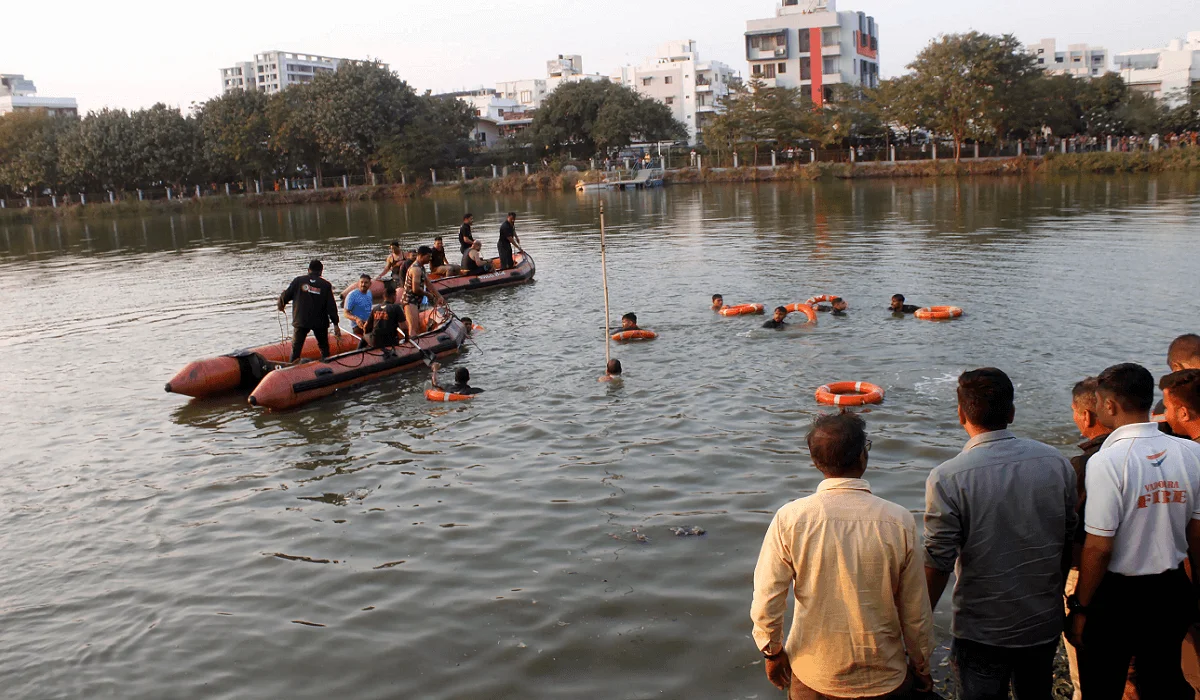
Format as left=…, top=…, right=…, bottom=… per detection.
left=1068, top=362, right=1200, bottom=699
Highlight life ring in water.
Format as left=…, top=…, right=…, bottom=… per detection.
left=914, top=306, right=963, bottom=320
left=815, top=381, right=885, bottom=406
left=719, top=303, right=765, bottom=317
left=783, top=303, right=818, bottom=323
left=425, top=388, right=474, bottom=402
left=612, top=330, right=657, bottom=342
left=805, top=294, right=840, bottom=306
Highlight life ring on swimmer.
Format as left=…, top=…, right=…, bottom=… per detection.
left=815, top=381, right=885, bottom=406
left=783, top=303, right=818, bottom=323
left=914, top=306, right=963, bottom=320
left=611, top=329, right=657, bottom=342
left=718, top=303, right=765, bottom=317
left=805, top=294, right=840, bottom=307
left=425, top=389, right=474, bottom=402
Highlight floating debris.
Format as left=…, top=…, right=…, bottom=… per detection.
left=373, top=560, right=406, bottom=570
left=291, top=619, right=326, bottom=628
left=268, top=552, right=337, bottom=564
left=669, top=526, right=707, bottom=537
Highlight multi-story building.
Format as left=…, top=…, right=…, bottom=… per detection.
left=0, top=74, right=77, bottom=117
left=496, top=78, right=548, bottom=110
left=1026, top=38, right=1108, bottom=78
left=1114, top=32, right=1200, bottom=104
left=440, top=89, right=533, bottom=149
left=219, top=51, right=388, bottom=95
left=496, top=54, right=609, bottom=109
left=744, top=0, right=879, bottom=106
left=616, top=40, right=736, bottom=145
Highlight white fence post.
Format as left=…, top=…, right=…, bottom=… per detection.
left=974, top=143, right=980, bottom=158
left=492, top=164, right=498, bottom=178
left=51, top=195, right=57, bottom=208
left=810, top=148, right=816, bottom=163
left=431, top=169, right=437, bottom=184
left=697, top=154, right=702, bottom=170
left=109, top=191, right=115, bottom=203
left=343, top=174, right=349, bottom=189
left=81, top=192, right=87, bottom=204
left=371, top=171, right=377, bottom=186
left=524, top=163, right=530, bottom=175
left=849, top=148, right=856, bottom=163
left=771, top=150, right=777, bottom=167
left=225, top=183, right=230, bottom=195
left=314, top=176, right=320, bottom=190
left=461, top=167, right=467, bottom=181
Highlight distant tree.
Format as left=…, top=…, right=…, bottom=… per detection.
left=0, top=110, right=71, bottom=195
left=267, top=83, right=326, bottom=182
left=378, top=94, right=476, bottom=178
left=194, top=88, right=272, bottom=185
left=821, top=84, right=887, bottom=147
left=130, top=103, right=198, bottom=188
left=528, top=80, right=686, bottom=156
left=58, top=108, right=140, bottom=191
left=309, top=62, right=420, bottom=177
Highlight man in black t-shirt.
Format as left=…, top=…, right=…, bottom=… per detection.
left=889, top=294, right=919, bottom=314
left=498, top=212, right=519, bottom=270
left=431, top=362, right=484, bottom=395
left=362, top=285, right=404, bottom=349
left=762, top=306, right=788, bottom=329
left=458, top=213, right=475, bottom=254
left=278, top=259, right=341, bottom=361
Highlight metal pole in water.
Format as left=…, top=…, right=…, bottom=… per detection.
left=600, top=200, right=610, bottom=365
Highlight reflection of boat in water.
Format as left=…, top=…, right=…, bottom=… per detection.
left=341, top=251, right=536, bottom=302
left=575, top=169, right=665, bottom=192
left=248, top=308, right=466, bottom=411
left=166, top=333, right=360, bottom=398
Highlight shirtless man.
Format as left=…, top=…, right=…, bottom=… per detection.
left=402, top=246, right=445, bottom=338
left=712, top=294, right=724, bottom=310
left=377, top=241, right=407, bottom=281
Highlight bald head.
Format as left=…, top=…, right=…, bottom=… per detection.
left=807, top=412, right=868, bottom=477
left=1169, top=334, right=1200, bottom=371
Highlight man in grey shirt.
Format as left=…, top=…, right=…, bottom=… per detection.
left=924, top=367, right=1077, bottom=700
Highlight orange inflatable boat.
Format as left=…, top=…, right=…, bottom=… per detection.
left=342, top=251, right=535, bottom=303
left=166, top=332, right=361, bottom=398
left=248, top=308, right=466, bottom=411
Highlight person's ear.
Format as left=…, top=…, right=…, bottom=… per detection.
left=957, top=404, right=967, bottom=427
left=1083, top=409, right=1098, bottom=429
left=1007, top=404, right=1016, bottom=424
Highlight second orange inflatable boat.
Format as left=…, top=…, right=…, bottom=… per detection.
left=165, top=333, right=361, bottom=398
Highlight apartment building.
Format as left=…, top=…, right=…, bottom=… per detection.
left=616, top=40, right=736, bottom=145
left=744, top=0, right=879, bottom=106
left=440, top=89, right=533, bottom=149
left=1114, top=32, right=1200, bottom=104
left=219, top=51, right=388, bottom=95
left=1026, top=38, right=1108, bottom=78
left=0, top=74, right=77, bottom=117
left=496, top=54, right=608, bottom=109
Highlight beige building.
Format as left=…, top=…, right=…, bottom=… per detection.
left=1026, top=38, right=1108, bottom=78
left=615, top=40, right=736, bottom=145
left=220, top=51, right=388, bottom=95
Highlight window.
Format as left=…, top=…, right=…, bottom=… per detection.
left=1038, top=48, right=1044, bottom=54
left=1038, top=58, right=1044, bottom=64
left=778, top=63, right=786, bottom=74
left=822, top=28, right=838, bottom=46
left=665, top=96, right=674, bottom=105
left=800, top=57, right=811, bottom=80
left=798, top=30, right=810, bottom=53
left=752, top=64, right=762, bottom=76
left=642, top=77, right=653, bottom=86
left=1055, top=57, right=1064, bottom=63
left=823, top=56, right=837, bottom=74
left=665, top=76, right=673, bottom=84
left=519, top=90, right=532, bottom=103
left=763, top=63, right=777, bottom=79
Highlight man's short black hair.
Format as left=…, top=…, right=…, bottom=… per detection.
left=382, top=282, right=396, bottom=298
left=463, top=213, right=472, bottom=221
left=391, top=240, right=400, bottom=247
left=454, top=367, right=470, bottom=385
left=712, top=294, right=723, bottom=301
left=892, top=294, right=905, bottom=302
left=416, top=245, right=432, bottom=257
left=359, top=273, right=372, bottom=281
left=434, top=235, right=443, bottom=242
left=607, top=359, right=622, bottom=375
left=1096, top=363, right=1155, bottom=414
left=622, top=312, right=637, bottom=323
left=807, top=412, right=868, bottom=477
left=507, top=211, right=516, bottom=218
left=957, top=368, right=1015, bottom=431
left=309, top=259, right=323, bottom=274
left=1169, top=334, right=1200, bottom=367
left=774, top=306, right=787, bottom=314
left=1072, top=377, right=1099, bottom=412
left=1161, top=369, right=1200, bottom=415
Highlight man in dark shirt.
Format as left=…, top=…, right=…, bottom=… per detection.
left=621, top=313, right=640, bottom=331
left=362, top=284, right=404, bottom=349
left=889, top=294, right=920, bottom=314
left=498, top=212, right=519, bottom=270
left=458, top=213, right=475, bottom=254
left=762, top=306, right=788, bottom=329
left=431, top=363, right=483, bottom=395
left=278, top=259, right=341, bottom=361
left=430, top=236, right=459, bottom=276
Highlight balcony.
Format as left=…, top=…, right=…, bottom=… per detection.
left=746, top=30, right=789, bottom=62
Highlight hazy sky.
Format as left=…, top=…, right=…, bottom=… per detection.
left=4, top=0, right=1198, bottom=114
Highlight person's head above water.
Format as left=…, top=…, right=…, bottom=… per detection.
left=1168, top=334, right=1200, bottom=371
left=773, top=306, right=787, bottom=322
left=832, top=297, right=848, bottom=311
left=308, top=259, right=323, bottom=276
left=454, top=367, right=470, bottom=386
left=889, top=294, right=906, bottom=311
left=607, top=359, right=622, bottom=376
left=711, top=294, right=724, bottom=309
left=621, top=312, right=637, bottom=329
left=807, top=411, right=869, bottom=478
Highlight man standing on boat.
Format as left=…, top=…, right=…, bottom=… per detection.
left=402, top=246, right=444, bottom=339
left=458, top=213, right=475, bottom=255
left=498, top=212, right=520, bottom=270
left=278, top=259, right=341, bottom=362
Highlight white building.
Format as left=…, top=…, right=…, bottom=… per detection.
left=744, top=0, right=879, bottom=106
left=220, top=51, right=388, bottom=95
left=1026, top=39, right=1108, bottom=78
left=496, top=54, right=608, bottom=109
left=496, top=78, right=548, bottom=110
left=616, top=40, right=736, bottom=145
left=1114, top=32, right=1200, bottom=104
left=0, top=74, right=77, bottom=117
left=441, top=89, right=533, bottom=149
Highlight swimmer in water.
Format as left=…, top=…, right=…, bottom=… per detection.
left=762, top=306, right=788, bottom=329
left=712, top=294, right=724, bottom=310
left=599, top=359, right=623, bottom=382
left=889, top=294, right=919, bottom=314
left=621, top=313, right=640, bottom=331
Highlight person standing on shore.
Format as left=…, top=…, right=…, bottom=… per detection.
left=458, top=213, right=475, bottom=255
left=1156, top=335, right=1200, bottom=425
left=752, top=413, right=934, bottom=700
left=278, top=259, right=341, bottom=362
left=498, top=212, right=520, bottom=270
left=1069, top=363, right=1200, bottom=700
left=924, top=368, right=1076, bottom=700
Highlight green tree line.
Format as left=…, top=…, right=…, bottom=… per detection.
left=0, top=62, right=476, bottom=198
left=705, top=32, right=1200, bottom=163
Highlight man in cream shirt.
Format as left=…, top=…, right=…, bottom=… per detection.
left=751, top=413, right=934, bottom=700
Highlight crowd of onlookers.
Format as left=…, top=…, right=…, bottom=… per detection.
left=751, top=333, right=1200, bottom=700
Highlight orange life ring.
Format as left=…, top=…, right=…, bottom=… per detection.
left=783, top=303, right=818, bottom=323
left=425, top=388, right=474, bottom=402
left=718, top=303, right=765, bottom=317
left=611, top=329, right=657, bottom=342
left=914, top=306, right=963, bottom=320
left=815, top=381, right=885, bottom=406
left=805, top=294, right=840, bottom=306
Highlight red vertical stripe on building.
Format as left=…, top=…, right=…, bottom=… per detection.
left=810, top=27, right=824, bottom=107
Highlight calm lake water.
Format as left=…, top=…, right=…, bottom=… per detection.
left=1, top=176, right=1198, bottom=699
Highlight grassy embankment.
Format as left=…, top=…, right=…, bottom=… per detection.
left=3, top=150, right=1197, bottom=223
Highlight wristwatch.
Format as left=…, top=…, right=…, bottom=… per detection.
left=1066, top=594, right=1088, bottom=614
left=762, top=643, right=785, bottom=660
